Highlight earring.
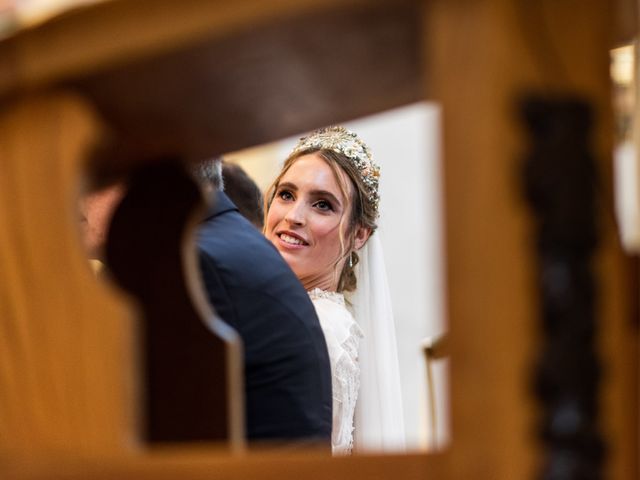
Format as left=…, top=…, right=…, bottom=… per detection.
left=349, top=252, right=353, bottom=268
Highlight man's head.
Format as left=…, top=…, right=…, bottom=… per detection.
left=221, top=162, right=264, bottom=229
left=193, top=157, right=223, bottom=194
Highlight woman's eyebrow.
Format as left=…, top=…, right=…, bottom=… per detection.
left=309, top=190, right=342, bottom=207
left=277, top=181, right=298, bottom=191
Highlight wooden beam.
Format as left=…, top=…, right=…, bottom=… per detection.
left=0, top=0, right=403, bottom=96
left=69, top=1, right=423, bottom=161
left=2, top=451, right=443, bottom=480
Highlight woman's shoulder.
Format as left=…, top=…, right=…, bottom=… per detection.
left=308, top=289, right=363, bottom=340
left=308, top=289, right=349, bottom=321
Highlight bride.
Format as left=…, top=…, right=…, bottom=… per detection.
left=264, top=126, right=405, bottom=455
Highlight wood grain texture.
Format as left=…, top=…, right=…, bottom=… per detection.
left=0, top=93, right=139, bottom=456
left=1, top=451, right=441, bottom=480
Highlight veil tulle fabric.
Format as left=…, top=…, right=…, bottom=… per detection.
left=346, top=234, right=406, bottom=453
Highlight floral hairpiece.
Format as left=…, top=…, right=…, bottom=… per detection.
left=290, top=126, right=380, bottom=216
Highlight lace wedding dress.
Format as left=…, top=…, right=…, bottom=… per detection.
left=308, top=288, right=363, bottom=455
left=306, top=237, right=406, bottom=455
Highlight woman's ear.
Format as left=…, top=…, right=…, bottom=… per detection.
left=353, top=225, right=372, bottom=251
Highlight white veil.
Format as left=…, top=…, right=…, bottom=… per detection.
left=346, top=234, right=406, bottom=453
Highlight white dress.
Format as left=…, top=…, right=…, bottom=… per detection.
left=308, top=288, right=363, bottom=455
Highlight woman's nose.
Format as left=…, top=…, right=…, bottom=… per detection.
left=284, top=203, right=305, bottom=226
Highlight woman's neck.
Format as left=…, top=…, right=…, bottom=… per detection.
left=302, top=274, right=338, bottom=293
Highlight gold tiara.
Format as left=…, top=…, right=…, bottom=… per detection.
left=290, top=126, right=380, bottom=216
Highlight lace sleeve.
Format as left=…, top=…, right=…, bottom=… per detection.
left=310, top=293, right=363, bottom=455
left=330, top=323, right=363, bottom=455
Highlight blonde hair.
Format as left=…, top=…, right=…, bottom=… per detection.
left=264, top=149, right=378, bottom=292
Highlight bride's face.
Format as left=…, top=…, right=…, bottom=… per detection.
left=265, top=153, right=352, bottom=291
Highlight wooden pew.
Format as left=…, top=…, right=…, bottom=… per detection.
left=0, top=0, right=635, bottom=479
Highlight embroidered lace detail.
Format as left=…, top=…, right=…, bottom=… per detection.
left=331, top=323, right=364, bottom=455
left=308, top=288, right=345, bottom=306
left=309, top=290, right=364, bottom=455
left=343, top=323, right=363, bottom=361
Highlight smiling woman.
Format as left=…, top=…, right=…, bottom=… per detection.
left=265, top=153, right=370, bottom=292
left=229, top=104, right=446, bottom=453
left=263, top=126, right=405, bottom=455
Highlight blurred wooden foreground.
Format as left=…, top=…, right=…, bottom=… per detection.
left=0, top=0, right=636, bottom=479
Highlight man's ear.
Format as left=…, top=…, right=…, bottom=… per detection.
left=353, top=225, right=372, bottom=251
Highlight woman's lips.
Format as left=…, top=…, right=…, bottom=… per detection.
left=277, top=231, right=309, bottom=248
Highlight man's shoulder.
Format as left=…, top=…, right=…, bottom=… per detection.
left=197, top=209, right=319, bottom=338
left=196, top=210, right=279, bottom=257
left=197, top=209, right=299, bottom=288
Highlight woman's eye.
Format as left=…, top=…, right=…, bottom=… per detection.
left=278, top=190, right=293, bottom=201
left=315, top=200, right=333, bottom=211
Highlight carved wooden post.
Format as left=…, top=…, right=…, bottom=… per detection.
left=522, top=97, right=604, bottom=479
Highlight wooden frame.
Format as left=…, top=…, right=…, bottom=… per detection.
left=0, top=0, right=636, bottom=479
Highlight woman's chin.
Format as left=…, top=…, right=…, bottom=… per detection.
left=280, top=252, right=301, bottom=270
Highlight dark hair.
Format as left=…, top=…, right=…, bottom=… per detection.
left=265, top=149, right=377, bottom=292
left=194, top=157, right=223, bottom=190
left=222, top=162, right=264, bottom=229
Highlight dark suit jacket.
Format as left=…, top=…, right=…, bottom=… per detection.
left=197, top=191, right=332, bottom=444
